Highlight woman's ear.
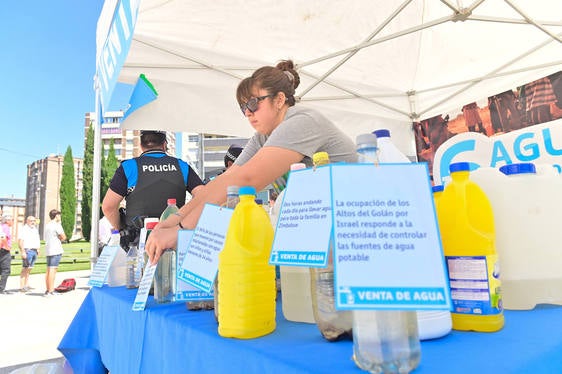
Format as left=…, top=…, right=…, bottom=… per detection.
left=276, top=92, right=287, bottom=108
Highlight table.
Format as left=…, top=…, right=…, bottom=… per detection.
left=59, top=286, right=562, bottom=373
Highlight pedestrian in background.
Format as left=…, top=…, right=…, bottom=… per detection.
left=203, top=144, right=244, bottom=183
left=224, top=145, right=244, bottom=170
left=44, top=209, right=66, bottom=296
left=18, top=216, right=41, bottom=292
left=0, top=216, right=13, bottom=295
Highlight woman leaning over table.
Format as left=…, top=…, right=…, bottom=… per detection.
left=145, top=59, right=357, bottom=264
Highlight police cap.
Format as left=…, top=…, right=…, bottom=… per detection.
left=140, top=130, right=167, bottom=144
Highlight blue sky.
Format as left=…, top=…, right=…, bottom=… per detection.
left=0, top=1, right=129, bottom=198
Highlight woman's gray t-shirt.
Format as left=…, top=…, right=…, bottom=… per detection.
left=235, top=106, right=357, bottom=167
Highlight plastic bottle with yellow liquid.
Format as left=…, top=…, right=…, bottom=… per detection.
left=218, top=186, right=276, bottom=339
left=309, top=151, right=353, bottom=341
left=278, top=163, right=316, bottom=324
left=437, top=162, right=504, bottom=332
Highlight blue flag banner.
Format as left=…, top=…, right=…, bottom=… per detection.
left=123, top=74, right=158, bottom=120
left=97, top=0, right=140, bottom=111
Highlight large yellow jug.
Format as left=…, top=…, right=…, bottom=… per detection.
left=218, top=186, right=276, bottom=338
left=437, top=162, right=504, bottom=332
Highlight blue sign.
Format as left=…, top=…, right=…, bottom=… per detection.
left=88, top=245, right=120, bottom=287
left=177, top=204, right=233, bottom=293
left=331, top=163, right=451, bottom=310
left=176, top=230, right=213, bottom=301
left=97, top=0, right=140, bottom=111
left=433, top=119, right=562, bottom=184
left=270, top=166, right=333, bottom=267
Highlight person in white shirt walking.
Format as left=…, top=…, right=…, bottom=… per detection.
left=44, top=209, right=66, bottom=295
left=18, top=216, right=41, bottom=292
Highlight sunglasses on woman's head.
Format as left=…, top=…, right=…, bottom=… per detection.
left=240, top=94, right=275, bottom=115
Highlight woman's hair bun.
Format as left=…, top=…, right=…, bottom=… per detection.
left=276, top=59, right=300, bottom=89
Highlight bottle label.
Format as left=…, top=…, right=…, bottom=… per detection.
left=270, top=166, right=332, bottom=267
left=133, top=262, right=158, bottom=311
left=177, top=204, right=233, bottom=293
left=176, top=229, right=213, bottom=301
left=446, top=255, right=502, bottom=315
left=88, top=245, right=121, bottom=287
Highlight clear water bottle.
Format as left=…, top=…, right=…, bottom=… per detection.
left=352, top=311, right=421, bottom=373
left=352, top=133, right=421, bottom=373
left=126, top=244, right=140, bottom=289
left=356, top=133, right=379, bottom=163
left=309, top=152, right=353, bottom=341
left=213, top=186, right=239, bottom=321
left=154, top=199, right=179, bottom=304
left=107, top=229, right=127, bottom=287
left=277, top=163, right=316, bottom=324
left=372, top=129, right=411, bottom=163
left=375, top=131, right=452, bottom=340
left=109, top=229, right=120, bottom=246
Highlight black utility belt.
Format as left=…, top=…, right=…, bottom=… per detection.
left=0, top=248, right=9, bottom=254
left=25, top=248, right=38, bottom=251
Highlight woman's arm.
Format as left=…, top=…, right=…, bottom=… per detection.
left=145, top=146, right=303, bottom=263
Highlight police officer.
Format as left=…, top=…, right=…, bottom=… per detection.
left=102, top=130, right=204, bottom=234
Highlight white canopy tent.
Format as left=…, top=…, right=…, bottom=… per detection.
left=98, top=0, right=562, bottom=149
left=90, top=0, right=561, bottom=254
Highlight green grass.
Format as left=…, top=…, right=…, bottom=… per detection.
left=9, top=240, right=92, bottom=275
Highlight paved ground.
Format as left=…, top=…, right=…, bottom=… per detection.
left=0, top=270, right=91, bottom=373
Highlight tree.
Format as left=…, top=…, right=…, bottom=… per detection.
left=60, top=146, right=77, bottom=240
left=102, top=138, right=119, bottom=199
left=81, top=123, right=94, bottom=241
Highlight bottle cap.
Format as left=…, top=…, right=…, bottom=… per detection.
left=290, top=162, right=307, bottom=171
left=146, top=222, right=158, bottom=230
left=449, top=162, right=470, bottom=173
left=239, top=186, right=256, bottom=196
left=312, top=152, right=330, bottom=165
left=432, top=185, right=444, bottom=193
left=111, top=229, right=120, bottom=234
left=226, top=185, right=239, bottom=195
left=167, top=198, right=177, bottom=205
left=356, top=133, right=378, bottom=146
left=499, top=163, right=536, bottom=175
left=373, top=129, right=390, bottom=138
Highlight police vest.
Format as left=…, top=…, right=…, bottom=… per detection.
left=124, top=152, right=187, bottom=225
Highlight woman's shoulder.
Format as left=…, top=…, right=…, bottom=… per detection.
left=281, top=106, right=330, bottom=129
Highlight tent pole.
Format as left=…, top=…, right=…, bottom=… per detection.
left=199, top=134, right=205, bottom=180
left=504, top=0, right=562, bottom=43
left=299, top=0, right=413, bottom=97
left=90, top=78, right=102, bottom=267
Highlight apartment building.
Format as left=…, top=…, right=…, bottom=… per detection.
left=25, top=155, right=83, bottom=239
left=180, top=133, right=249, bottom=180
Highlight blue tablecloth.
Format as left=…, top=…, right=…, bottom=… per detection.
left=58, top=286, right=562, bottom=373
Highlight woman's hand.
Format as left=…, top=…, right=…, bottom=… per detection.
left=145, top=224, right=180, bottom=264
